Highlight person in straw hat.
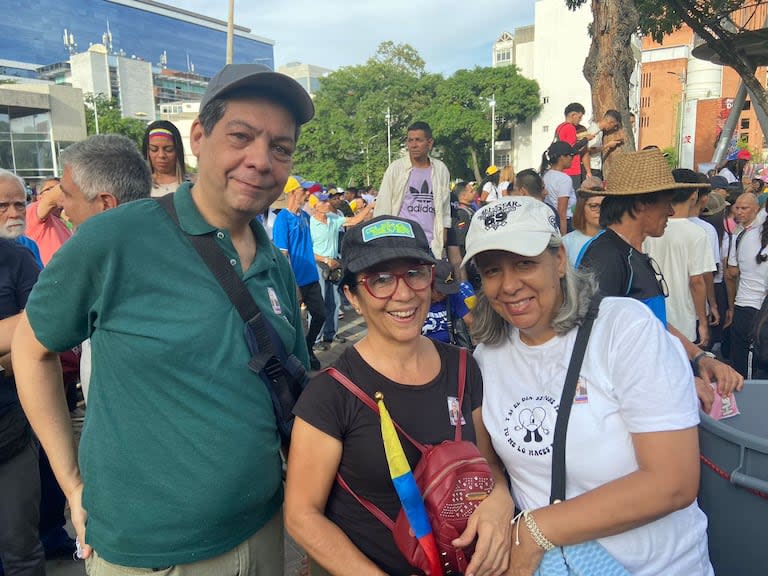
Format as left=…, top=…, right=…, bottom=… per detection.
left=578, top=149, right=742, bottom=411
left=644, top=169, right=716, bottom=348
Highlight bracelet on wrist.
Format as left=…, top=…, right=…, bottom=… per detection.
left=513, top=510, right=555, bottom=551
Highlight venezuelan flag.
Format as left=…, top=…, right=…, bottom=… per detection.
left=375, top=392, right=442, bottom=575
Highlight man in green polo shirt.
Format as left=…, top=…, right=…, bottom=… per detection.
left=12, top=64, right=314, bottom=575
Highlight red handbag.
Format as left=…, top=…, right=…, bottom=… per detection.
left=328, top=348, right=495, bottom=575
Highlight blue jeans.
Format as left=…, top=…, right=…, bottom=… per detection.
left=315, top=265, right=339, bottom=341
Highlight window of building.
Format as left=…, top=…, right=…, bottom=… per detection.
left=497, top=154, right=511, bottom=167
left=741, top=118, right=750, bottom=130
left=543, top=96, right=550, bottom=104
left=640, top=116, right=650, bottom=129
left=496, top=50, right=511, bottom=63
left=743, top=100, right=751, bottom=110
left=542, top=125, right=549, bottom=133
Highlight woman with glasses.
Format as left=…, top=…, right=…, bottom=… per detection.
left=563, top=176, right=605, bottom=266
left=465, top=196, right=713, bottom=575
left=286, top=216, right=513, bottom=576
left=540, top=141, right=577, bottom=235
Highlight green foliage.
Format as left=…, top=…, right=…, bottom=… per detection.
left=662, top=146, right=678, bottom=169
left=424, top=66, right=541, bottom=179
left=293, top=43, right=541, bottom=186
left=566, top=0, right=754, bottom=44
left=84, top=94, right=147, bottom=148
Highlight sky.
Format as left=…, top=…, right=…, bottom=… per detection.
left=161, top=0, right=537, bottom=75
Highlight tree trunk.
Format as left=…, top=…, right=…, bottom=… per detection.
left=583, top=0, right=639, bottom=177
left=469, top=147, right=481, bottom=183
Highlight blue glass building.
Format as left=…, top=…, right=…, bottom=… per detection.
left=0, top=0, right=274, bottom=78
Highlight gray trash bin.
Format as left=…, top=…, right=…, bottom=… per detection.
left=698, top=380, right=768, bottom=576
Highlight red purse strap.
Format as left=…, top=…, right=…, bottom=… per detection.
left=329, top=348, right=469, bottom=534
left=324, top=367, right=428, bottom=454
left=335, top=473, right=395, bottom=530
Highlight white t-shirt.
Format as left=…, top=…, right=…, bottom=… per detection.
left=499, top=180, right=511, bottom=195
left=718, top=166, right=738, bottom=184
left=542, top=169, right=575, bottom=218
left=727, top=224, right=768, bottom=309
left=644, top=218, right=715, bottom=341
left=475, top=298, right=711, bottom=576
left=587, top=122, right=603, bottom=171
left=482, top=181, right=500, bottom=203
left=690, top=216, right=722, bottom=283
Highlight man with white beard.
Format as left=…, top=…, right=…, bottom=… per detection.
left=0, top=170, right=42, bottom=268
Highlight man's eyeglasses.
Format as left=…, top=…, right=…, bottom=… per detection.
left=648, top=257, right=670, bottom=297
left=0, top=202, right=26, bottom=214
left=357, top=265, right=434, bottom=299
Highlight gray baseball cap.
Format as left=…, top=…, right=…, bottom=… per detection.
left=199, top=64, right=315, bottom=125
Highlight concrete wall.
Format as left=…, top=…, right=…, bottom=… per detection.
left=529, top=0, right=593, bottom=170
left=70, top=49, right=111, bottom=99
left=115, top=57, right=156, bottom=121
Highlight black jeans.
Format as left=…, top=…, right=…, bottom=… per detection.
left=730, top=305, right=758, bottom=378
left=299, top=282, right=326, bottom=352
left=0, top=433, right=45, bottom=576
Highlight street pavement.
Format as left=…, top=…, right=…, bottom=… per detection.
left=48, top=309, right=367, bottom=576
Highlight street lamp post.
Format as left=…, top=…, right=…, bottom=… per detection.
left=489, top=93, right=496, bottom=166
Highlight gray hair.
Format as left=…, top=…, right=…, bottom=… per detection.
left=0, top=169, right=26, bottom=196
left=59, top=134, right=152, bottom=203
left=471, top=236, right=599, bottom=346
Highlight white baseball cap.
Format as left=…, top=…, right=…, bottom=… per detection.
left=461, top=196, right=561, bottom=268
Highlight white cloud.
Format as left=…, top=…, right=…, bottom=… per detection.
left=161, top=0, right=535, bottom=75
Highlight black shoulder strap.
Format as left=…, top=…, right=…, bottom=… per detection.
left=549, top=297, right=602, bottom=504
left=444, top=296, right=457, bottom=346
left=156, top=193, right=280, bottom=369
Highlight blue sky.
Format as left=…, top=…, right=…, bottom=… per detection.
left=162, top=0, right=536, bottom=75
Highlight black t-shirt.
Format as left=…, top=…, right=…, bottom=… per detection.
left=0, top=239, right=39, bottom=458
left=579, top=228, right=667, bottom=325
left=447, top=204, right=475, bottom=253
left=293, top=340, right=483, bottom=576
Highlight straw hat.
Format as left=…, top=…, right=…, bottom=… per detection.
left=582, top=149, right=701, bottom=196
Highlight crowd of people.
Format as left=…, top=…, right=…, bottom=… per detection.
left=0, top=64, right=765, bottom=576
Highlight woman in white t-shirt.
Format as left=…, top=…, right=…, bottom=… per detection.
left=461, top=196, right=713, bottom=576
left=498, top=165, right=515, bottom=196
left=540, top=141, right=576, bottom=236
left=480, top=165, right=501, bottom=204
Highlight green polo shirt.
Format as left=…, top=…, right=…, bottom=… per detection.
left=26, top=183, right=308, bottom=567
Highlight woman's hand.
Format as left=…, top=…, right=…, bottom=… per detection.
left=453, top=485, right=514, bottom=575
left=506, top=515, right=545, bottom=576
left=697, top=355, right=743, bottom=397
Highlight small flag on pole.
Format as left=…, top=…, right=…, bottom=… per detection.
left=375, top=391, right=442, bottom=575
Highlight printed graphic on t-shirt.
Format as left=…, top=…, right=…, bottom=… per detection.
left=447, top=396, right=466, bottom=426
left=405, top=179, right=435, bottom=215
left=574, top=376, right=589, bottom=404
left=503, top=394, right=557, bottom=457
left=267, top=286, right=282, bottom=315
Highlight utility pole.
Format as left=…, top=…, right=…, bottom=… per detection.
left=226, top=0, right=234, bottom=65
left=490, top=93, right=496, bottom=166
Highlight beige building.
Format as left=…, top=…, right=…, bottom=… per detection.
left=0, top=83, right=87, bottom=180
left=277, top=62, right=333, bottom=97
